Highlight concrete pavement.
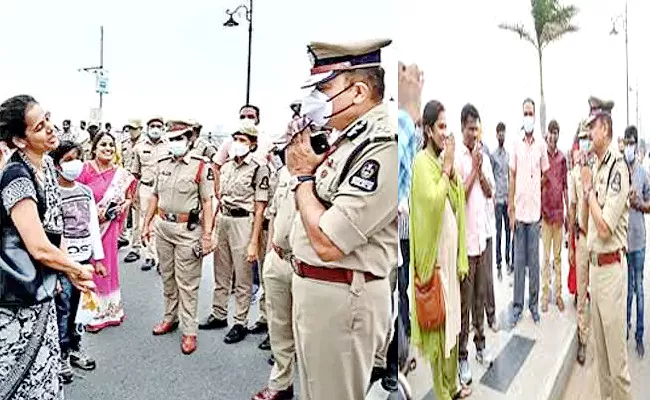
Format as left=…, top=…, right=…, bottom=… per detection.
left=65, top=249, right=396, bottom=399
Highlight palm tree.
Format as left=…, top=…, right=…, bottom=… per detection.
left=499, top=0, right=579, bottom=134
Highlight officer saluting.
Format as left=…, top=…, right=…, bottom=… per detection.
left=580, top=97, right=633, bottom=399
left=142, top=119, right=214, bottom=355
left=286, top=39, right=397, bottom=400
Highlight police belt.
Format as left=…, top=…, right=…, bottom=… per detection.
left=272, top=244, right=292, bottom=261
left=589, top=249, right=623, bottom=267
left=140, top=180, right=154, bottom=187
left=291, top=258, right=382, bottom=285
left=222, top=207, right=250, bottom=218
left=158, top=210, right=190, bottom=223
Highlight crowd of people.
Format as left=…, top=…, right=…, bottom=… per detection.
left=398, top=63, right=644, bottom=400
left=0, top=37, right=399, bottom=400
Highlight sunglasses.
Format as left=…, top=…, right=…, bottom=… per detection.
left=240, top=114, right=256, bottom=120
left=524, top=112, right=534, bottom=117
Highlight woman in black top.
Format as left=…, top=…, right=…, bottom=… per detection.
left=0, top=95, right=95, bottom=400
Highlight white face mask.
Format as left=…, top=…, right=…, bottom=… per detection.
left=523, top=116, right=535, bottom=134
left=300, top=89, right=333, bottom=127
left=229, top=141, right=250, bottom=158
left=167, top=138, right=188, bottom=157
left=240, top=118, right=257, bottom=130
left=148, top=127, right=162, bottom=140
left=59, top=159, right=83, bottom=181
left=625, top=145, right=636, bottom=164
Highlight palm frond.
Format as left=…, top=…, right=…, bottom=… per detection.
left=498, top=22, right=537, bottom=48
left=541, top=24, right=579, bottom=48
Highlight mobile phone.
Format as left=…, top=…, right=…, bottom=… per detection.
left=105, top=201, right=119, bottom=221
left=310, top=131, right=330, bottom=155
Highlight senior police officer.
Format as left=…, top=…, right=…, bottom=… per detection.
left=580, top=97, right=633, bottom=399
left=141, top=119, right=214, bottom=355
left=569, top=120, right=591, bottom=366
left=286, top=39, right=397, bottom=400
left=121, top=119, right=145, bottom=261
left=132, top=116, right=169, bottom=271
left=252, top=135, right=298, bottom=400
left=199, top=124, right=270, bottom=345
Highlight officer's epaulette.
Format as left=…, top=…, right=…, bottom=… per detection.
left=345, top=119, right=370, bottom=141
left=158, top=155, right=172, bottom=163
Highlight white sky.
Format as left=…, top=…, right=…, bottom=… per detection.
left=397, top=0, right=648, bottom=153
left=0, top=0, right=396, bottom=140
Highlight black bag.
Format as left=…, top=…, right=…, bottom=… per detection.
left=0, top=161, right=57, bottom=307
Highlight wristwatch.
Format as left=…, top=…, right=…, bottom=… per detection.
left=291, top=175, right=315, bottom=191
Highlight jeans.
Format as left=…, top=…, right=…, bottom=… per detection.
left=513, top=221, right=540, bottom=316
left=55, top=274, right=82, bottom=354
left=495, top=202, right=511, bottom=268
left=627, top=248, right=645, bottom=343
left=398, top=239, right=411, bottom=337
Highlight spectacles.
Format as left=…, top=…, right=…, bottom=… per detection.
left=240, top=115, right=256, bottom=120
left=524, top=112, right=534, bottom=117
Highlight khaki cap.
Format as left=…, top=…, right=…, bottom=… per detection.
left=166, top=119, right=194, bottom=139
left=585, top=96, right=615, bottom=126
left=147, top=116, right=164, bottom=126
left=125, top=119, right=143, bottom=129
left=302, top=38, right=392, bottom=89
left=232, top=124, right=258, bottom=141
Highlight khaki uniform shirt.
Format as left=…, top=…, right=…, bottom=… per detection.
left=290, top=103, right=398, bottom=278
left=569, top=165, right=586, bottom=232
left=268, top=167, right=294, bottom=251
left=587, top=143, right=629, bottom=254
left=154, top=154, right=214, bottom=215
left=190, top=138, right=218, bottom=162
left=219, top=153, right=270, bottom=212
left=121, top=135, right=142, bottom=173
left=264, top=166, right=280, bottom=220
left=133, top=137, right=170, bottom=185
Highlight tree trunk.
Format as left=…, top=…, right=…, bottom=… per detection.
left=538, top=48, right=547, bottom=139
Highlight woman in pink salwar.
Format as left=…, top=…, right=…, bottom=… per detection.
left=77, top=132, right=136, bottom=333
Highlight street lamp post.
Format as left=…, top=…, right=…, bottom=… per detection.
left=610, top=0, right=629, bottom=126
left=224, top=0, right=253, bottom=105
left=78, top=26, right=105, bottom=110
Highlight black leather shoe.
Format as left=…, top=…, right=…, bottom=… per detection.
left=258, top=334, right=271, bottom=350
left=224, top=324, right=247, bottom=344
left=124, top=251, right=140, bottom=263
left=268, top=354, right=275, bottom=365
left=370, top=367, right=386, bottom=383
left=381, top=373, right=398, bottom=392
left=118, top=238, right=129, bottom=249
left=249, top=321, right=268, bottom=334
left=141, top=259, right=154, bottom=271
left=198, top=315, right=228, bottom=330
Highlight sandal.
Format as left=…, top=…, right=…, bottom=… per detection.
left=453, top=386, right=472, bottom=399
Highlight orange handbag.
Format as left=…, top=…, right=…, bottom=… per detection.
left=414, top=266, right=446, bottom=330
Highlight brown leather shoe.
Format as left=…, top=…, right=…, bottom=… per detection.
left=181, top=335, right=197, bottom=355
left=557, top=297, right=565, bottom=312
left=152, top=321, right=178, bottom=336
left=251, top=386, right=294, bottom=400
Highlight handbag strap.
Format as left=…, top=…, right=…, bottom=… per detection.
left=0, top=301, right=51, bottom=400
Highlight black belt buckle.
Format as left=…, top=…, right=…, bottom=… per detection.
left=230, top=208, right=249, bottom=218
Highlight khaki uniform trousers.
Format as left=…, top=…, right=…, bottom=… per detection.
left=121, top=184, right=141, bottom=251
left=374, top=267, right=398, bottom=369
left=212, top=214, right=253, bottom=325
left=576, top=234, right=590, bottom=345
left=263, top=250, right=295, bottom=391
left=292, top=272, right=391, bottom=400
left=155, top=220, right=203, bottom=335
left=139, top=184, right=157, bottom=263
left=541, top=220, right=563, bottom=304
left=257, top=226, right=269, bottom=324
left=591, top=254, right=633, bottom=400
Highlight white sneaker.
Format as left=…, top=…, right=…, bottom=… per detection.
left=459, top=359, right=472, bottom=385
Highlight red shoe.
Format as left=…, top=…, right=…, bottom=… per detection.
left=251, top=386, right=294, bottom=400
left=152, top=321, right=178, bottom=336
left=181, top=335, right=197, bottom=355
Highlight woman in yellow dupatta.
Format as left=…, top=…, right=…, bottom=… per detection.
left=410, top=100, right=470, bottom=400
